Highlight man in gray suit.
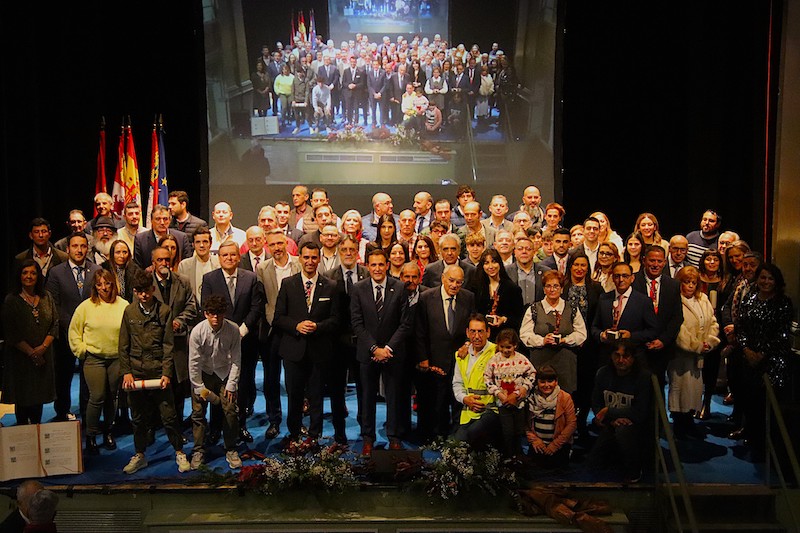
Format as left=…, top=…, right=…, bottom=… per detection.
left=256, top=230, right=301, bottom=439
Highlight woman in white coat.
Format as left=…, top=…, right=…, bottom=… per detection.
left=670, top=266, right=720, bottom=439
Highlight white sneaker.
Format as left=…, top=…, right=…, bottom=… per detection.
left=176, top=451, right=191, bottom=473
left=310, top=128, right=317, bottom=134
left=123, top=453, right=147, bottom=474
left=190, top=451, right=204, bottom=470
left=292, top=127, right=300, bottom=134
left=226, top=450, right=243, bottom=469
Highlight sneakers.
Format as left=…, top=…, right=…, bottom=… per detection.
left=226, top=450, right=243, bottom=469
left=176, top=451, right=191, bottom=473
left=190, top=451, right=204, bottom=470
left=123, top=453, right=148, bottom=474
left=292, top=127, right=300, bottom=134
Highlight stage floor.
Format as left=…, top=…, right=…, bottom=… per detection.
left=0, top=364, right=771, bottom=490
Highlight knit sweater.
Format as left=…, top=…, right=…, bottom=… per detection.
left=68, top=297, right=129, bottom=359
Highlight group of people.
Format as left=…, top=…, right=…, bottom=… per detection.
left=3, top=182, right=793, bottom=484
left=251, top=33, right=517, bottom=136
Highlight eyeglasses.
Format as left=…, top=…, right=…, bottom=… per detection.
left=598, top=251, right=615, bottom=257
left=544, top=284, right=561, bottom=290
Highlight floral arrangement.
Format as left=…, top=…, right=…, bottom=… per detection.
left=325, top=123, right=451, bottom=159
left=420, top=439, right=517, bottom=500
left=197, top=446, right=358, bottom=495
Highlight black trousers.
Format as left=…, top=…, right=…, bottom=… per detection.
left=283, top=355, right=325, bottom=439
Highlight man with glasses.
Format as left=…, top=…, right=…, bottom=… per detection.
left=667, top=235, right=689, bottom=277
left=686, top=210, right=722, bottom=267
left=591, top=262, right=658, bottom=363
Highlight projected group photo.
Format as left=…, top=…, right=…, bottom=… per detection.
left=328, top=0, right=447, bottom=43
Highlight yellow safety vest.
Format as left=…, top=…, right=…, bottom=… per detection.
left=456, top=342, right=497, bottom=424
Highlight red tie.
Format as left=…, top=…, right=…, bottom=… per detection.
left=649, top=279, right=658, bottom=314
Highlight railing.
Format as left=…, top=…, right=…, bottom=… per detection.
left=652, top=374, right=698, bottom=533
left=763, top=373, right=800, bottom=529
left=463, top=98, right=478, bottom=182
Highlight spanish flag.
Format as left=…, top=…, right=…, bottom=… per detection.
left=124, top=124, right=141, bottom=208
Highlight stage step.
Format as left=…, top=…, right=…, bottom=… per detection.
left=661, top=484, right=788, bottom=532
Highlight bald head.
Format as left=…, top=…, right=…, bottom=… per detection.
left=372, top=192, right=392, bottom=217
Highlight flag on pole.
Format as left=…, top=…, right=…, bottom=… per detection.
left=310, top=9, right=317, bottom=49
left=123, top=123, right=141, bottom=209
left=291, top=12, right=296, bottom=47
left=146, top=118, right=169, bottom=226
left=111, top=123, right=126, bottom=217
left=298, top=11, right=307, bottom=43
left=94, top=117, right=107, bottom=218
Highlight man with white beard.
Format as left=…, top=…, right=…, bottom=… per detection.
left=90, top=216, right=118, bottom=264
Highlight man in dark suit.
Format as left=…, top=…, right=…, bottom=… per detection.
left=366, top=58, right=387, bottom=128
left=415, top=264, right=476, bottom=441
left=273, top=242, right=340, bottom=449
left=0, top=480, right=43, bottom=533
left=350, top=248, right=412, bottom=455
left=318, top=55, right=341, bottom=119
left=239, top=226, right=268, bottom=272
left=591, top=261, right=658, bottom=365
left=341, top=56, right=366, bottom=126
left=632, top=245, right=684, bottom=392
left=322, top=236, right=368, bottom=445
left=45, top=232, right=102, bottom=421
left=465, top=57, right=481, bottom=119
left=398, top=261, right=430, bottom=439
left=133, top=205, right=191, bottom=269
left=421, top=233, right=476, bottom=289
left=266, top=51, right=284, bottom=117
left=506, top=235, right=550, bottom=306
left=539, top=228, right=572, bottom=275
left=386, top=63, right=411, bottom=125
left=201, top=241, right=265, bottom=444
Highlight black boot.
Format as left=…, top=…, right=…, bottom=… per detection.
left=671, top=412, right=687, bottom=440
left=103, top=432, right=117, bottom=450
left=85, top=435, right=100, bottom=455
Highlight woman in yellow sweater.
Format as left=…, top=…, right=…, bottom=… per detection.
left=69, top=269, right=128, bottom=455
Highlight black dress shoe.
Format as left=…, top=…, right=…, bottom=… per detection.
left=102, top=433, right=117, bottom=450
left=239, top=428, right=254, bottom=443
left=265, top=423, right=280, bottom=439
left=85, top=436, right=100, bottom=455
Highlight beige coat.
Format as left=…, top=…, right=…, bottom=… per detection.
left=676, top=293, right=720, bottom=355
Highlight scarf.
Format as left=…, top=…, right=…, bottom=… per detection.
left=530, top=384, right=561, bottom=419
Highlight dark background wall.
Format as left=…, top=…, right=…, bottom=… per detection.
left=0, top=0, right=776, bottom=293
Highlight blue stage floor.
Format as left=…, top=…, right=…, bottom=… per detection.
left=0, top=364, right=770, bottom=488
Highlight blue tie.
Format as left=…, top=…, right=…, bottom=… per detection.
left=74, top=266, right=85, bottom=296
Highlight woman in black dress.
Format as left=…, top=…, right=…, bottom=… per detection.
left=2, top=260, right=57, bottom=424
left=468, top=248, right=524, bottom=340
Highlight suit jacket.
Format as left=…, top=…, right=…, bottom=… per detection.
left=133, top=228, right=192, bottom=269
left=387, top=72, right=412, bottom=102
left=14, top=244, right=69, bottom=279
left=257, top=256, right=301, bottom=329
left=367, top=67, right=387, bottom=97
left=177, top=254, right=220, bottom=301
left=506, top=262, right=551, bottom=305
left=350, top=276, right=412, bottom=362
left=421, top=259, right=476, bottom=289
left=282, top=226, right=304, bottom=243
left=591, top=289, right=659, bottom=345
left=456, top=225, right=495, bottom=249
left=539, top=253, right=570, bottom=273
left=239, top=251, right=268, bottom=272
left=319, top=63, right=340, bottom=91
left=469, top=277, right=525, bottom=332
left=415, top=287, right=476, bottom=372
left=45, top=260, right=103, bottom=334
left=200, top=268, right=264, bottom=335
left=273, top=273, right=340, bottom=363
left=323, top=264, right=368, bottom=345
left=632, top=272, right=683, bottom=347
left=153, top=271, right=198, bottom=381
left=341, top=65, right=366, bottom=97
left=361, top=212, right=400, bottom=243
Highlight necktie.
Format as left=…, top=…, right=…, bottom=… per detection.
left=558, top=256, right=566, bottom=274
left=649, top=278, right=658, bottom=314
left=74, top=266, right=85, bottom=295
left=227, top=275, right=236, bottom=303
left=346, top=270, right=354, bottom=295
left=305, top=280, right=313, bottom=308
left=254, top=255, right=261, bottom=270
left=416, top=216, right=424, bottom=234
left=447, top=296, right=456, bottom=335
left=613, top=294, right=623, bottom=328
left=375, top=284, right=384, bottom=316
